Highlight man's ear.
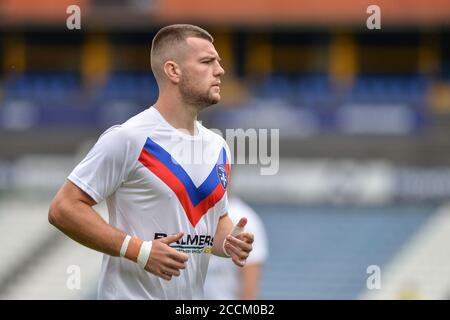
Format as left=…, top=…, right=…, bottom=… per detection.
left=163, top=61, right=181, bottom=84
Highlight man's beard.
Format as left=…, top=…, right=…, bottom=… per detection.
left=179, top=76, right=219, bottom=109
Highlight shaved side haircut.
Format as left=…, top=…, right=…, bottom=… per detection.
left=151, top=24, right=214, bottom=85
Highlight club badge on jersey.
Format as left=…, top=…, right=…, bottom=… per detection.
left=216, top=164, right=228, bottom=189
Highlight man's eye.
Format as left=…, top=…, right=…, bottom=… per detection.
left=202, top=60, right=212, bottom=64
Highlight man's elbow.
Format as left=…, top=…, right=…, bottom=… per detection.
left=48, top=198, right=67, bottom=228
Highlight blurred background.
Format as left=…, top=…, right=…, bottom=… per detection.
left=1, top=0, right=450, bottom=299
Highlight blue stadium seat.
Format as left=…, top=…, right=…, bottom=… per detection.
left=2, top=72, right=80, bottom=105
left=98, top=72, right=159, bottom=106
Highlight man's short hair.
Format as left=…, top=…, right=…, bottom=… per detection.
left=151, top=24, right=214, bottom=84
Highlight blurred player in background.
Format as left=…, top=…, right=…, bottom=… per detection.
left=48, top=24, right=254, bottom=300
left=205, top=195, right=268, bottom=299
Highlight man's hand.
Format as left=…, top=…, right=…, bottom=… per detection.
left=224, top=218, right=254, bottom=267
left=144, top=232, right=189, bottom=281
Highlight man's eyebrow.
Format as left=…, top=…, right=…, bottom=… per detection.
left=200, top=55, right=222, bottom=61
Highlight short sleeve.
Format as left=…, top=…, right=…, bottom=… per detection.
left=67, top=126, right=136, bottom=203
left=217, top=192, right=229, bottom=217
left=218, top=140, right=232, bottom=216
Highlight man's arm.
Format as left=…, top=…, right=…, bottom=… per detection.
left=48, top=180, right=188, bottom=281
left=212, top=213, right=254, bottom=267
left=211, top=214, right=234, bottom=257
left=240, top=263, right=263, bottom=299
left=48, top=180, right=125, bottom=256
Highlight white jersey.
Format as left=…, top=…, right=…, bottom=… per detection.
left=68, top=106, right=230, bottom=300
left=204, top=197, right=268, bottom=300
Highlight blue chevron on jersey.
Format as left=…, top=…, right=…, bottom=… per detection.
left=142, top=137, right=228, bottom=206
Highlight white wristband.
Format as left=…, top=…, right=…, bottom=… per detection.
left=120, top=235, right=131, bottom=257
left=222, top=239, right=231, bottom=257
left=137, top=241, right=153, bottom=269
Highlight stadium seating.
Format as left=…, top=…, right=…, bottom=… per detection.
left=0, top=71, right=436, bottom=133
left=256, top=205, right=436, bottom=299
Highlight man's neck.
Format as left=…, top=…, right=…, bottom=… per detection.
left=154, top=94, right=199, bottom=136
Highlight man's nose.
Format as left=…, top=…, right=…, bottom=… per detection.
left=215, top=62, right=225, bottom=76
